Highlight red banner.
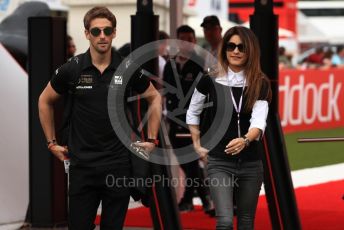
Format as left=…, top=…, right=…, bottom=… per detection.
left=279, top=69, right=344, bottom=133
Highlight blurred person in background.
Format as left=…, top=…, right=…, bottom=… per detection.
left=67, top=35, right=76, bottom=59
left=307, top=47, right=324, bottom=68
left=201, top=15, right=223, bottom=72
left=117, top=43, right=131, bottom=57
left=331, top=45, right=344, bottom=67
left=321, top=49, right=334, bottom=70
left=278, top=46, right=293, bottom=69
left=158, top=30, right=170, bottom=79
left=158, top=31, right=170, bottom=116
left=163, top=25, right=214, bottom=215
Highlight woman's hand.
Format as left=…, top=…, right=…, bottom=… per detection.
left=194, top=146, right=209, bottom=163
left=225, top=138, right=246, bottom=155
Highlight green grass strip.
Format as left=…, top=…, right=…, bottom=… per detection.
left=284, top=128, right=344, bottom=170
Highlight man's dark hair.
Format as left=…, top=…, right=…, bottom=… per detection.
left=177, top=25, right=195, bottom=37
left=83, top=6, right=117, bottom=30
left=67, top=35, right=73, bottom=42
left=279, top=46, right=286, bottom=55
left=200, top=15, right=221, bottom=28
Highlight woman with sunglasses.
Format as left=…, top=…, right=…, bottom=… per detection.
left=187, top=26, right=271, bottom=229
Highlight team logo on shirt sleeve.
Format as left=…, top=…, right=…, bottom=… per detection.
left=114, top=75, right=123, bottom=85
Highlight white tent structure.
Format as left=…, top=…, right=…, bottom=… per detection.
left=297, top=1, right=344, bottom=44
left=297, top=11, right=328, bottom=43
left=241, top=21, right=296, bottom=39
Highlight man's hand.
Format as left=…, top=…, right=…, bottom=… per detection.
left=134, top=141, right=156, bottom=154
left=49, top=144, right=69, bottom=161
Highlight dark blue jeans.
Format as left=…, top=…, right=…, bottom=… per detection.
left=207, top=156, right=263, bottom=230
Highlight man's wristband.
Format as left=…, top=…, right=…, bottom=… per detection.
left=47, top=139, right=57, bottom=150
left=147, top=138, right=159, bottom=146
left=46, top=139, right=57, bottom=146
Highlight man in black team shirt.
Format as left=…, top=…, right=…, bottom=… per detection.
left=38, top=6, right=161, bottom=230
left=163, top=25, right=214, bottom=214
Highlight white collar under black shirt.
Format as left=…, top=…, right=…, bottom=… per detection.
left=215, top=67, right=246, bottom=87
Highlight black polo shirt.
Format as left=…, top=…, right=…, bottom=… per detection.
left=50, top=49, right=150, bottom=167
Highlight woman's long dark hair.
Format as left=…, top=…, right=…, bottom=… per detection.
left=217, top=26, right=271, bottom=111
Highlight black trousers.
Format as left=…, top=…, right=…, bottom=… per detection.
left=179, top=160, right=209, bottom=204
left=68, top=163, right=131, bottom=230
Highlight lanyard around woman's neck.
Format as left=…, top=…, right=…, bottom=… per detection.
left=228, top=77, right=246, bottom=138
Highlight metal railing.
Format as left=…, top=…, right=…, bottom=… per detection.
left=297, top=137, right=344, bottom=143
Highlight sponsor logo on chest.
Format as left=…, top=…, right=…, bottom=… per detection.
left=184, top=73, right=194, bottom=82
left=76, top=74, right=94, bottom=89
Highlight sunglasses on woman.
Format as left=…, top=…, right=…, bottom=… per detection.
left=89, top=27, right=114, bottom=37
left=226, top=42, right=245, bottom=53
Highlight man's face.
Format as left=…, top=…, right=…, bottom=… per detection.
left=203, top=25, right=222, bottom=47
left=159, top=40, right=168, bottom=56
left=339, top=49, right=344, bottom=58
left=177, top=32, right=196, bottom=54
left=67, top=39, right=76, bottom=58
left=85, top=18, right=116, bottom=54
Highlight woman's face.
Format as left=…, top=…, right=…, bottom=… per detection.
left=226, top=34, right=247, bottom=72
